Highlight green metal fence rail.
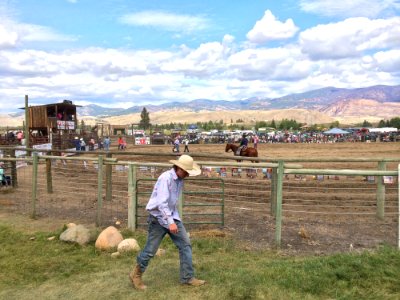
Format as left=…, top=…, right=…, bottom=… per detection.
left=134, top=178, right=224, bottom=230
left=272, top=163, right=399, bottom=248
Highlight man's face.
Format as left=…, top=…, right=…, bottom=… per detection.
left=176, top=167, right=189, bottom=179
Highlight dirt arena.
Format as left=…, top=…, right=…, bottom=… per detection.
left=1, top=141, right=399, bottom=254
left=124, top=142, right=400, bottom=253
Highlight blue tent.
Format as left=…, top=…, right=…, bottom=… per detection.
left=323, top=128, right=350, bottom=135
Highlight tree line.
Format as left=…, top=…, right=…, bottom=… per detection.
left=137, top=107, right=400, bottom=131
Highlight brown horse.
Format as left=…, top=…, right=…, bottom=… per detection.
left=225, top=143, right=258, bottom=162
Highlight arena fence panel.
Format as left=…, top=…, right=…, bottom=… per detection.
left=0, top=149, right=399, bottom=253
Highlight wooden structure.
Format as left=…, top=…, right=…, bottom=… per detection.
left=110, top=125, right=126, bottom=136
left=21, top=100, right=81, bottom=149
left=94, top=121, right=111, bottom=139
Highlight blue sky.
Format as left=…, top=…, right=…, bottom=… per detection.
left=0, top=0, right=399, bottom=112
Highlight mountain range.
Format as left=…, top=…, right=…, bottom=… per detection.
left=3, top=84, right=400, bottom=127
left=77, top=85, right=400, bottom=119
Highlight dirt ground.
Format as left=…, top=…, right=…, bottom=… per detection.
left=1, top=141, right=399, bottom=254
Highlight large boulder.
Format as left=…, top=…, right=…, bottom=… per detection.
left=95, top=226, right=124, bottom=251
left=117, top=238, right=140, bottom=253
left=59, top=225, right=90, bottom=246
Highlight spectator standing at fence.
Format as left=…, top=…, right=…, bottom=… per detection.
left=98, top=139, right=104, bottom=150
left=80, top=138, right=86, bottom=151
left=118, top=136, right=124, bottom=150
left=74, top=137, right=80, bottom=151
left=89, top=138, right=96, bottom=151
left=7, top=131, right=15, bottom=142
left=130, top=155, right=205, bottom=290
left=184, top=138, right=189, bottom=152
left=122, top=137, right=127, bottom=149
left=103, top=136, right=111, bottom=151
left=173, top=136, right=180, bottom=152
left=16, top=131, right=23, bottom=144
left=253, top=134, right=259, bottom=149
left=0, top=163, right=6, bottom=186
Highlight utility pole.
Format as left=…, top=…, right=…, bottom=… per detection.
left=24, top=95, right=30, bottom=151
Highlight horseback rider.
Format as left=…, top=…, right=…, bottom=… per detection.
left=236, top=133, right=248, bottom=155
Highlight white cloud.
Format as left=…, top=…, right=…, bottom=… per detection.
left=228, top=46, right=311, bottom=81
left=119, top=10, right=210, bottom=33
left=299, top=17, right=400, bottom=60
left=18, top=23, right=77, bottom=42
left=246, top=10, right=299, bottom=44
left=0, top=40, right=399, bottom=112
left=0, top=18, right=77, bottom=49
left=300, top=0, right=400, bottom=18
left=0, top=24, right=18, bottom=48
left=161, top=40, right=230, bottom=78
left=66, top=0, right=78, bottom=3
left=0, top=9, right=400, bottom=112
left=363, top=49, right=400, bottom=72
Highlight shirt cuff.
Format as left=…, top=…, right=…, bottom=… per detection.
left=167, top=217, right=175, bottom=225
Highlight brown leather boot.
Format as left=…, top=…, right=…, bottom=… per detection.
left=129, top=265, right=147, bottom=290
left=184, top=278, right=206, bottom=286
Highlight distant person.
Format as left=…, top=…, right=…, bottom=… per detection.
left=236, top=133, right=248, bottom=155
left=184, top=138, right=189, bottom=152
left=16, top=131, right=23, bottom=144
left=122, top=137, right=127, bottom=149
left=80, top=138, right=86, bottom=151
left=173, top=136, right=180, bottom=153
left=253, top=134, right=259, bottom=149
left=98, top=139, right=104, bottom=150
left=103, top=136, right=111, bottom=151
left=7, top=131, right=15, bottom=142
left=89, top=138, right=95, bottom=151
left=74, top=137, right=80, bottom=151
left=0, top=163, right=6, bottom=186
left=118, top=136, right=124, bottom=150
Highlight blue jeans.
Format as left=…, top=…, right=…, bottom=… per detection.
left=137, top=215, right=194, bottom=283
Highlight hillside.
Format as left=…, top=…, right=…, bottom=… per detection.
left=0, top=106, right=397, bottom=128
left=76, top=84, right=400, bottom=117
left=96, top=109, right=335, bottom=126
left=1, top=85, right=399, bottom=127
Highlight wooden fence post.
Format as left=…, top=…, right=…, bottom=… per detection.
left=24, top=95, right=30, bottom=152
left=275, top=160, right=284, bottom=248
left=270, top=167, right=278, bottom=216
left=105, top=152, right=112, bottom=201
left=376, top=161, right=386, bottom=220
left=128, top=164, right=137, bottom=231
left=96, top=155, right=104, bottom=227
left=46, top=158, right=53, bottom=193
left=31, top=153, right=38, bottom=219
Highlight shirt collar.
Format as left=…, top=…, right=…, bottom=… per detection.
left=171, top=168, right=179, bottom=181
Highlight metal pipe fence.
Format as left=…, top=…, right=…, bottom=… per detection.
left=0, top=148, right=399, bottom=253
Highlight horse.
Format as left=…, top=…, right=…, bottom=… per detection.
left=225, top=143, right=258, bottom=162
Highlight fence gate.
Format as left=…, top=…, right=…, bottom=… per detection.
left=135, top=178, right=224, bottom=229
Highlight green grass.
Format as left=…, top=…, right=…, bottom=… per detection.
left=1, top=223, right=400, bottom=300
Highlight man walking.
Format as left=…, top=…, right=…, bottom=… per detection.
left=130, top=155, right=206, bottom=289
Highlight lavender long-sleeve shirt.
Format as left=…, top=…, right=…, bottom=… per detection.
left=146, top=168, right=183, bottom=228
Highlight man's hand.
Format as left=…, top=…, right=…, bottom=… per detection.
left=169, top=223, right=178, bottom=234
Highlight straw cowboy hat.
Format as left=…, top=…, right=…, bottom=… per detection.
left=169, top=155, right=201, bottom=176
